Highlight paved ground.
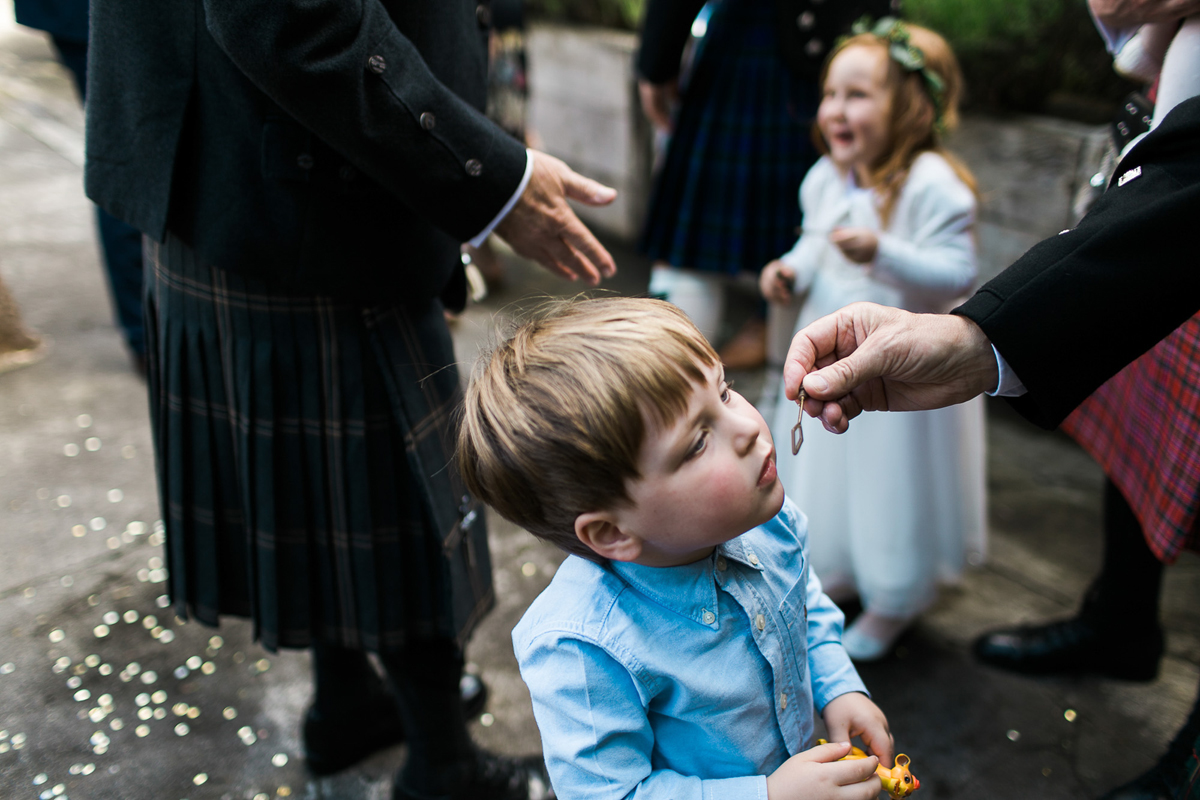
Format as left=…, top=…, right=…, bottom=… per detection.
left=0, top=11, right=1197, bottom=800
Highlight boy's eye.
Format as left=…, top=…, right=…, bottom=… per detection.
left=688, top=431, right=708, bottom=459
left=720, top=380, right=733, bottom=403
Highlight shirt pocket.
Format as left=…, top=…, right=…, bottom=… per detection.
left=777, top=568, right=809, bottom=632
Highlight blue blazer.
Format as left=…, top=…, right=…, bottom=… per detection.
left=84, top=0, right=526, bottom=306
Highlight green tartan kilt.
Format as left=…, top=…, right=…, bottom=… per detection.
left=143, top=235, right=493, bottom=653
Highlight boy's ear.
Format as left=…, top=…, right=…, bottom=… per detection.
left=575, top=511, right=643, bottom=562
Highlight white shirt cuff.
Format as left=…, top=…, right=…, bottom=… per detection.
left=468, top=149, right=534, bottom=247
left=988, top=344, right=1027, bottom=398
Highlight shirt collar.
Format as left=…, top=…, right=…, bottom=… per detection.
left=607, top=534, right=765, bottom=626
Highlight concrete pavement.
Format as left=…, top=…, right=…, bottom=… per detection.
left=0, top=11, right=1197, bottom=800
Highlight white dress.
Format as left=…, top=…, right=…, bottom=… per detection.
left=770, top=152, right=987, bottom=618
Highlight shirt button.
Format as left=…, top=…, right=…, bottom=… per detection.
left=296, top=153, right=314, bottom=170
left=747, top=553, right=759, bottom=566
left=476, top=4, right=492, bottom=28
left=716, top=557, right=727, bottom=571
left=755, top=614, right=765, bottom=631
left=805, top=38, right=824, bottom=57
left=703, top=610, right=716, bottom=625
left=420, top=112, right=437, bottom=131
left=465, top=158, right=483, bottom=177
left=780, top=693, right=788, bottom=709
left=367, top=54, right=387, bottom=74
left=797, top=11, right=815, bottom=30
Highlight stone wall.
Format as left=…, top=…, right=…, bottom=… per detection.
left=526, top=23, right=651, bottom=241
left=526, top=22, right=1110, bottom=286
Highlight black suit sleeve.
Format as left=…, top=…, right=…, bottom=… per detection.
left=203, top=0, right=527, bottom=243
left=955, top=96, right=1200, bottom=430
left=636, top=0, right=708, bottom=83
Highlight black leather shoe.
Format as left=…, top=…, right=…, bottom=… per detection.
left=392, top=749, right=555, bottom=800
left=305, top=673, right=490, bottom=776
left=1096, top=767, right=1176, bottom=800
left=972, top=615, right=1163, bottom=681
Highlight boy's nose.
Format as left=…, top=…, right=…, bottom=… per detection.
left=733, top=414, right=760, bottom=454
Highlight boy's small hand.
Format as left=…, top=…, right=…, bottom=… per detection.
left=766, top=741, right=881, bottom=800
left=829, top=228, right=878, bottom=265
left=760, top=259, right=796, bottom=304
left=823, top=692, right=894, bottom=767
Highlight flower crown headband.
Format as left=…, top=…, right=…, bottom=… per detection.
left=843, top=16, right=948, bottom=133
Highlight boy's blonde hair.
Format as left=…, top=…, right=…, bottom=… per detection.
left=815, top=22, right=976, bottom=226
left=458, top=297, right=718, bottom=562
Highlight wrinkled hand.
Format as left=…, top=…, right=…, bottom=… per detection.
left=761, top=259, right=797, bottom=304
left=829, top=228, right=879, bottom=265
left=822, top=692, right=894, bottom=768
left=638, top=79, right=679, bottom=133
left=766, top=741, right=881, bottom=800
left=1089, top=0, right=1200, bottom=27
left=493, top=151, right=617, bottom=286
left=783, top=302, right=999, bottom=433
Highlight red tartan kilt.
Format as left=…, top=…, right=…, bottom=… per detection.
left=1061, top=313, right=1200, bottom=564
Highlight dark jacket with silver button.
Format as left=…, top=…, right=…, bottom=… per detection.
left=637, top=0, right=896, bottom=84
left=83, top=0, right=525, bottom=306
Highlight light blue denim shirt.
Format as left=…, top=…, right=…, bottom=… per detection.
left=512, top=498, right=867, bottom=800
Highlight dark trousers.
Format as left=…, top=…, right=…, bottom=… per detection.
left=52, top=37, right=145, bottom=358
left=312, top=640, right=474, bottom=792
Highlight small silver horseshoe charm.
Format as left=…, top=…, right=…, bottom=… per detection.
left=791, top=390, right=805, bottom=456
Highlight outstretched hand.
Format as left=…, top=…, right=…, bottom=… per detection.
left=494, top=150, right=617, bottom=286
left=783, top=302, right=999, bottom=433
left=766, top=741, right=881, bottom=800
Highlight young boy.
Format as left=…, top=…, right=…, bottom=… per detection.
left=459, top=297, right=893, bottom=800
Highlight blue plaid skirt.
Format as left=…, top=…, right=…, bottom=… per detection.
left=143, top=236, right=493, bottom=652
left=640, top=0, right=819, bottom=278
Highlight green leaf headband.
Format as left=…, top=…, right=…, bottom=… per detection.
left=845, top=16, right=948, bottom=133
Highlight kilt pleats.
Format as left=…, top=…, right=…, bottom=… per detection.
left=640, top=0, right=819, bottom=277
left=144, top=235, right=493, bottom=652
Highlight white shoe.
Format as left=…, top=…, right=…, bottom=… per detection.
left=841, top=613, right=910, bottom=662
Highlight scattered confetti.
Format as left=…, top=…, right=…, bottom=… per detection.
left=64, top=443, right=80, bottom=457
left=107, top=489, right=123, bottom=503
left=521, top=562, right=537, bottom=577
left=85, top=437, right=101, bottom=451
left=48, top=629, right=65, bottom=643
left=271, top=753, right=288, bottom=767
left=1064, top=709, right=1077, bottom=722
left=480, top=713, right=495, bottom=727
left=1007, top=729, right=1020, bottom=742
left=77, top=415, right=92, bottom=428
